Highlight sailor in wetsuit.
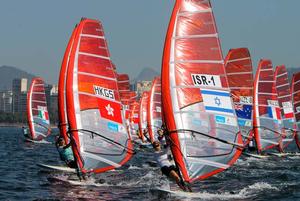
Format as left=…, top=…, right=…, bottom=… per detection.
left=55, top=138, right=77, bottom=169
left=153, top=139, right=187, bottom=191
left=22, top=126, right=30, bottom=139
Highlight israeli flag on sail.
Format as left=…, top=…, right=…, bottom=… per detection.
left=201, top=89, right=234, bottom=116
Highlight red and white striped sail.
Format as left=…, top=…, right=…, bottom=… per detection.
left=291, top=72, right=300, bottom=149
left=129, top=101, right=140, bottom=140
left=161, top=0, right=242, bottom=183
left=224, top=48, right=254, bottom=145
left=119, top=91, right=137, bottom=119
left=58, top=26, right=78, bottom=142
left=147, top=76, right=162, bottom=143
left=117, top=74, right=130, bottom=93
left=275, top=65, right=296, bottom=150
left=138, top=91, right=149, bottom=142
left=116, top=74, right=136, bottom=119
left=66, top=18, right=133, bottom=174
left=27, top=78, right=51, bottom=141
left=253, top=60, right=283, bottom=153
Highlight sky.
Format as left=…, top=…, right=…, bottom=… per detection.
left=0, top=0, right=300, bottom=84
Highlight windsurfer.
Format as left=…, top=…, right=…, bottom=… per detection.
left=22, top=126, right=29, bottom=139
left=153, top=140, right=189, bottom=191
left=56, top=138, right=77, bottom=169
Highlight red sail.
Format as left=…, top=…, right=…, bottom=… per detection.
left=224, top=48, right=254, bottom=145
left=253, top=60, right=282, bottom=153
left=274, top=65, right=296, bottom=150
left=117, top=74, right=130, bottom=92
left=27, top=78, right=51, bottom=141
left=138, top=91, right=149, bottom=142
left=66, top=18, right=133, bottom=174
left=147, top=76, right=162, bottom=142
left=161, top=0, right=242, bottom=183
left=291, top=72, right=300, bottom=149
left=58, top=26, right=78, bottom=142
left=129, top=100, right=140, bottom=140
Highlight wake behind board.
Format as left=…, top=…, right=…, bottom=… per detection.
left=25, top=138, right=52, bottom=144
left=37, top=163, right=76, bottom=173
left=151, top=188, right=245, bottom=200
left=243, top=152, right=270, bottom=159
left=268, top=152, right=289, bottom=157
left=151, top=188, right=193, bottom=197
left=151, top=188, right=226, bottom=199
left=47, top=176, right=106, bottom=187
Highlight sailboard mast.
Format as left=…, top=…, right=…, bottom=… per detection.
left=58, top=25, right=78, bottom=142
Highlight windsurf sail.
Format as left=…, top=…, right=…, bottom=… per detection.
left=66, top=18, right=133, bottom=174
left=274, top=65, right=296, bottom=150
left=138, top=91, right=149, bottom=142
left=58, top=25, right=78, bottom=142
left=116, top=74, right=136, bottom=120
left=119, top=91, right=137, bottom=138
left=117, top=74, right=130, bottom=93
left=120, top=91, right=137, bottom=120
left=291, top=72, right=300, bottom=149
left=253, top=60, right=283, bottom=153
left=224, top=48, right=254, bottom=145
left=129, top=101, right=140, bottom=140
left=147, top=76, right=163, bottom=142
left=27, top=77, right=51, bottom=141
left=161, top=0, right=243, bottom=183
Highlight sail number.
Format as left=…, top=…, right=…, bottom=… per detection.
left=267, top=100, right=279, bottom=107
left=282, top=101, right=292, bottom=108
left=191, top=74, right=222, bottom=88
left=94, top=85, right=115, bottom=100
left=240, top=96, right=252, bottom=104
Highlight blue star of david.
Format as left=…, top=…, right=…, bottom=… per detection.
left=214, top=97, right=221, bottom=106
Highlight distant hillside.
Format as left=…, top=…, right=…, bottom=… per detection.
left=287, top=67, right=300, bottom=81
left=0, top=66, right=36, bottom=91
left=132, top=68, right=160, bottom=83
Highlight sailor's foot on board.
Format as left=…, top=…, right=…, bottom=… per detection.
left=76, top=169, right=87, bottom=181
left=176, top=181, right=187, bottom=191
left=176, top=181, right=192, bottom=192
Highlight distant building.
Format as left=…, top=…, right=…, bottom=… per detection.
left=0, top=90, right=13, bottom=113
left=136, top=80, right=152, bottom=96
left=45, top=84, right=58, bottom=124
left=12, top=78, right=28, bottom=113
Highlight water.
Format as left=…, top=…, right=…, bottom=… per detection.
left=0, top=127, right=299, bottom=201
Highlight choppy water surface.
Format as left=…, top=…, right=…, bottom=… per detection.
left=0, top=127, right=299, bottom=200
